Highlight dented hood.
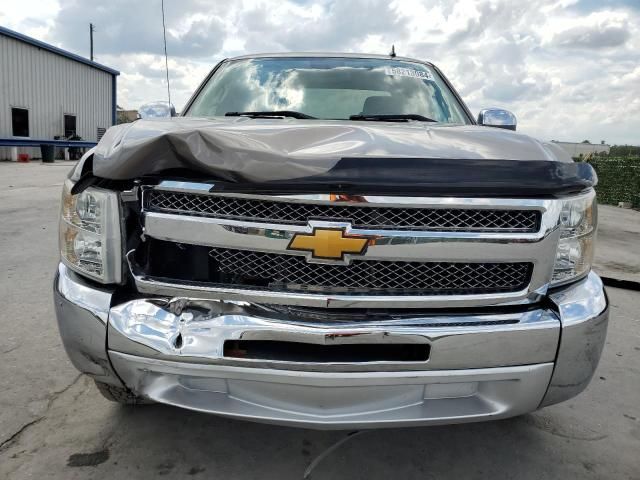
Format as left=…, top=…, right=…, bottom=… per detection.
left=87, top=116, right=595, bottom=196
left=93, top=116, right=574, bottom=182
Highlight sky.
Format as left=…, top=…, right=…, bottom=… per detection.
left=1, top=0, right=639, bottom=145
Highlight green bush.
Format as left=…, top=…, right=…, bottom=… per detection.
left=586, top=156, right=640, bottom=207
left=609, top=145, right=640, bottom=157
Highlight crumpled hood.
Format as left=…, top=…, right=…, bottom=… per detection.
left=93, top=116, right=573, bottom=182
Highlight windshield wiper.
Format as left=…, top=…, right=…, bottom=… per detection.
left=349, top=114, right=437, bottom=122
left=225, top=111, right=316, bottom=119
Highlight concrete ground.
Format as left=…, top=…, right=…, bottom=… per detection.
left=0, top=161, right=639, bottom=479
left=594, top=205, right=640, bottom=284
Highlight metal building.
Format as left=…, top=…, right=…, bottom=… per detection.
left=550, top=140, right=611, bottom=158
left=0, top=25, right=119, bottom=160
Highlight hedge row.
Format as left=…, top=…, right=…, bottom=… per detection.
left=585, top=156, right=640, bottom=208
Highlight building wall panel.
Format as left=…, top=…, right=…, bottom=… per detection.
left=0, top=33, right=114, bottom=159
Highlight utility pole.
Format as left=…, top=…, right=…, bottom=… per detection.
left=89, top=23, right=95, bottom=61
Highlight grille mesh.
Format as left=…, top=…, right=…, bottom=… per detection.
left=209, top=248, right=532, bottom=295
left=145, top=190, right=540, bottom=232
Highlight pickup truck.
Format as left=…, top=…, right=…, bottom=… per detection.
left=54, top=53, right=608, bottom=429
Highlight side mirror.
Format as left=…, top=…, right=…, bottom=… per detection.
left=477, top=108, right=517, bottom=131
left=138, top=101, right=176, bottom=119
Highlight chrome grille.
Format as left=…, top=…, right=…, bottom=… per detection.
left=145, top=190, right=540, bottom=232
left=209, top=248, right=532, bottom=295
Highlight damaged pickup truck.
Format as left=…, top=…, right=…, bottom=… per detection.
left=54, top=53, right=608, bottom=429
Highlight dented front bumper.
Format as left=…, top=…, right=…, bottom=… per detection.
left=54, top=263, right=608, bottom=429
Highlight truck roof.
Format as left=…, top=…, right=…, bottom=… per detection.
left=226, top=52, right=434, bottom=66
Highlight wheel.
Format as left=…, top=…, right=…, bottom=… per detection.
left=94, top=381, right=153, bottom=405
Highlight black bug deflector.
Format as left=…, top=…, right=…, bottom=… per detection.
left=208, top=157, right=596, bottom=197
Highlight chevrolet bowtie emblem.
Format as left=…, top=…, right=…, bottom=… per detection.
left=288, top=228, right=369, bottom=260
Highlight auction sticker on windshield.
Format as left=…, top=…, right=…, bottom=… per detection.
left=384, top=67, right=434, bottom=80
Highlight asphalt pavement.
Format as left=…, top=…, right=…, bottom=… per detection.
left=0, top=161, right=638, bottom=479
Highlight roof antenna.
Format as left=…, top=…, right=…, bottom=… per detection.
left=161, top=0, right=172, bottom=107
left=389, top=45, right=396, bottom=58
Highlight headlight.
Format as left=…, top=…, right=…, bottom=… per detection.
left=551, top=190, right=597, bottom=286
left=59, top=179, right=122, bottom=283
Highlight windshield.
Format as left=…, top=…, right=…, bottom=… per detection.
left=186, top=57, right=471, bottom=124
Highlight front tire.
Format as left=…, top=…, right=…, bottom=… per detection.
left=94, top=381, right=153, bottom=405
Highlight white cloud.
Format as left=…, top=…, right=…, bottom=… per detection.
left=548, top=11, right=631, bottom=48
left=0, top=0, right=60, bottom=38
left=2, top=0, right=639, bottom=144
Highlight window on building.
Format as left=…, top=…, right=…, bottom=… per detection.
left=11, top=108, right=29, bottom=137
left=64, top=114, right=77, bottom=138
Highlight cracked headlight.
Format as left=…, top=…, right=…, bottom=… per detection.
left=551, top=190, right=597, bottom=286
left=59, top=179, right=122, bottom=283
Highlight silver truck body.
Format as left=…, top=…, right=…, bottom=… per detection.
left=54, top=53, right=608, bottom=429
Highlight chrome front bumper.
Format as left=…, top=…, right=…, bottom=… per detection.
left=54, top=263, right=608, bottom=429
